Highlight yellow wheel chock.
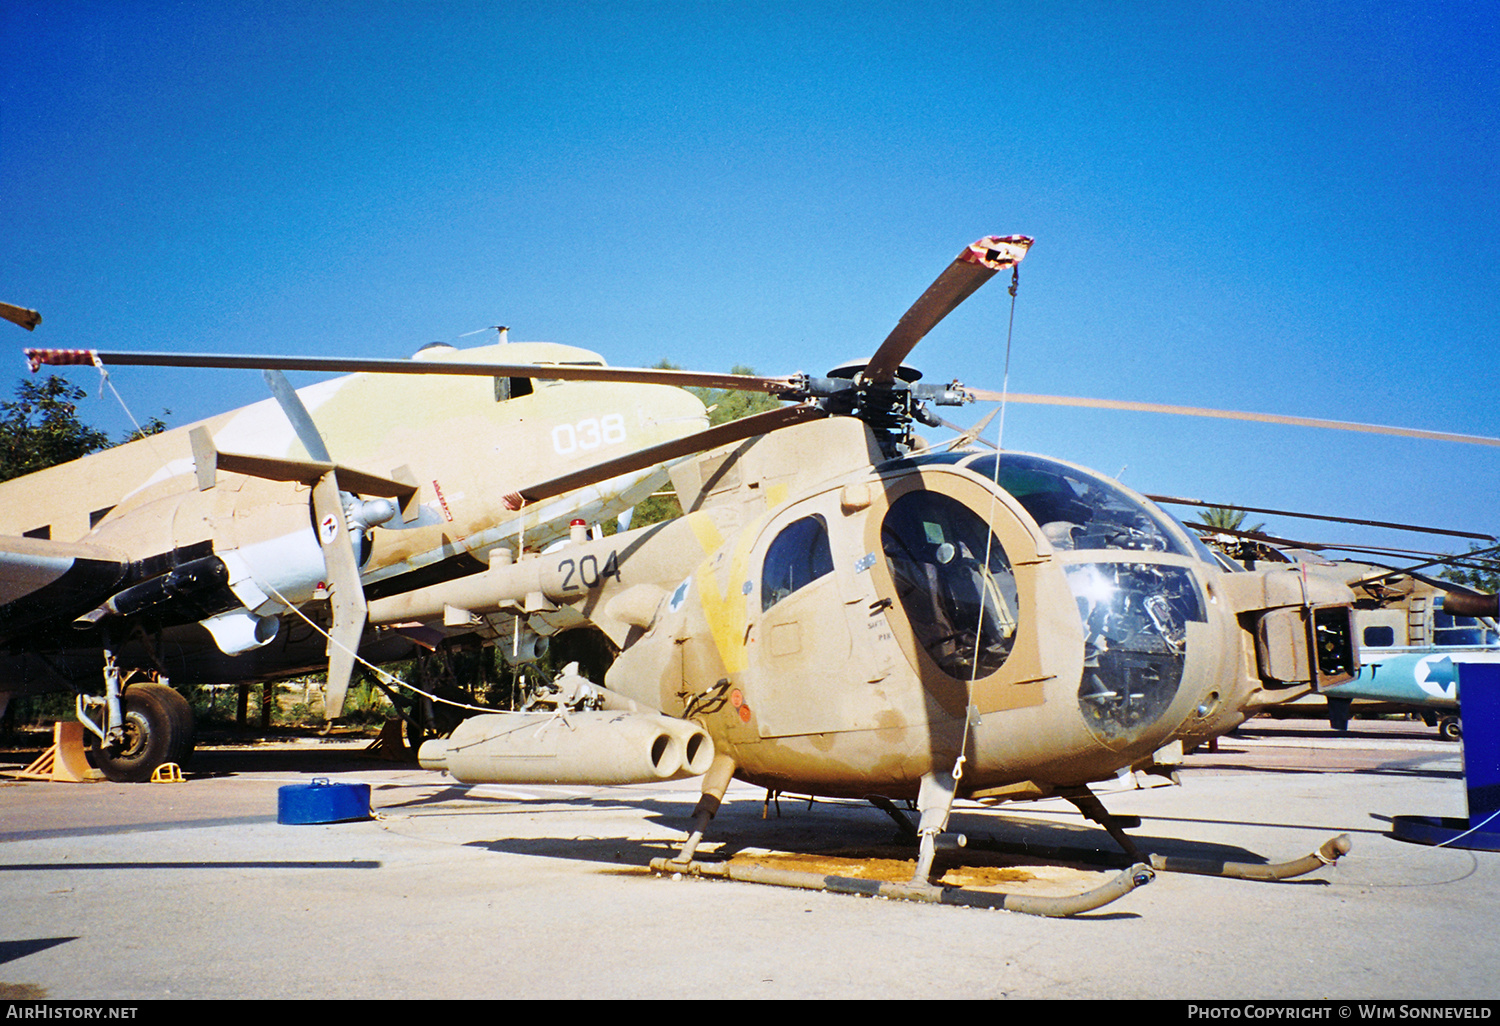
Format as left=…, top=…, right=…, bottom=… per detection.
left=12, top=721, right=103, bottom=783
left=150, top=762, right=185, bottom=783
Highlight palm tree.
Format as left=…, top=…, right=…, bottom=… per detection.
left=1194, top=506, right=1265, bottom=535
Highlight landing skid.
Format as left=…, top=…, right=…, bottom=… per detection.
left=961, top=832, right=1352, bottom=882
left=653, top=771, right=1348, bottom=914
left=650, top=855, right=1154, bottom=916
left=984, top=785, right=1352, bottom=882
left=870, top=785, right=1350, bottom=889
left=657, top=774, right=1151, bottom=915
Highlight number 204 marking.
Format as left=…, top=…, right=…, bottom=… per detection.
left=558, top=551, right=622, bottom=592
left=552, top=415, right=626, bottom=455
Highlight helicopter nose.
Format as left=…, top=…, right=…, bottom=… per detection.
left=1064, top=561, right=1207, bottom=750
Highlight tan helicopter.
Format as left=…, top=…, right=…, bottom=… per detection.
left=19, top=236, right=1497, bottom=913
left=2, top=330, right=711, bottom=780
left=315, top=236, right=1402, bottom=910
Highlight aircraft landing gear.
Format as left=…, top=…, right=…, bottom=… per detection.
left=75, top=634, right=195, bottom=782
left=653, top=772, right=1155, bottom=916
left=1328, top=696, right=1352, bottom=733
left=94, top=682, right=195, bottom=783
left=1439, top=716, right=1462, bottom=742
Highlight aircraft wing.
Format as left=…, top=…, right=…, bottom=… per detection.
left=0, top=535, right=131, bottom=641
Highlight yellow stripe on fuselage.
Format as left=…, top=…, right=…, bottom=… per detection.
left=686, top=510, right=769, bottom=677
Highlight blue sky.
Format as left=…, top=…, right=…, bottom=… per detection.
left=3, top=1, right=1496, bottom=559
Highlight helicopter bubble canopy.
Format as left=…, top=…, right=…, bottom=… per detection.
left=1064, top=560, right=1206, bottom=745
left=899, top=450, right=1214, bottom=749
left=956, top=452, right=1200, bottom=557
left=954, top=452, right=1212, bottom=745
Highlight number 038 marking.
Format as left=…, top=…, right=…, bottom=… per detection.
left=552, top=415, right=626, bottom=455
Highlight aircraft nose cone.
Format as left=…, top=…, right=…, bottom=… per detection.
left=417, top=737, right=450, bottom=772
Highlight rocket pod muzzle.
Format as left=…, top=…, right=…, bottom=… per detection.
left=419, top=710, right=715, bottom=786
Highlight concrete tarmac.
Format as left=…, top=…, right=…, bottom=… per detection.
left=0, top=719, right=1494, bottom=1001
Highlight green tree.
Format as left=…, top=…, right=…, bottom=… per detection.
left=0, top=375, right=171, bottom=482
left=689, top=365, right=782, bottom=428
left=0, top=375, right=110, bottom=482
left=121, top=413, right=171, bottom=443
left=1193, top=506, right=1266, bottom=535
left=1443, top=540, right=1500, bottom=593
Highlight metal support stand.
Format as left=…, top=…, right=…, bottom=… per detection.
left=1060, top=785, right=1145, bottom=862
left=9, top=721, right=102, bottom=782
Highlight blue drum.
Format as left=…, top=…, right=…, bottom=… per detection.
left=277, top=777, right=371, bottom=824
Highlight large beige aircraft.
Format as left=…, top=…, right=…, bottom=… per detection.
left=1, top=332, right=708, bottom=779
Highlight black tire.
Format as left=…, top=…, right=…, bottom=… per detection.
left=96, top=683, right=190, bottom=782
left=403, top=686, right=468, bottom=754
left=1439, top=717, right=1462, bottom=742
left=154, top=684, right=196, bottom=767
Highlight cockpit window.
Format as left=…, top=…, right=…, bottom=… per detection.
left=881, top=490, right=1018, bottom=680
left=762, top=515, right=834, bottom=611
left=494, top=377, right=535, bottom=401
left=965, top=454, right=1193, bottom=556
left=1065, top=561, right=1205, bottom=743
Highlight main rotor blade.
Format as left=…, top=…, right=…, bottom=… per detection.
left=1, top=303, right=41, bottom=331
left=1343, top=544, right=1500, bottom=589
left=511, top=403, right=828, bottom=507
left=25, top=348, right=800, bottom=396
left=1180, top=524, right=1500, bottom=590
left=864, top=235, right=1033, bottom=386
left=1149, top=495, right=1497, bottom=542
left=967, top=390, right=1500, bottom=449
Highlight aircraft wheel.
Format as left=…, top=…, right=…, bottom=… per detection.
left=95, top=683, right=189, bottom=782
left=403, top=686, right=468, bottom=753
left=154, top=684, right=196, bottom=767
left=1439, top=717, right=1462, bottom=742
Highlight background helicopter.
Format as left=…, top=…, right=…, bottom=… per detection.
left=1181, top=515, right=1499, bottom=739
left=2, top=329, right=709, bottom=779
left=1139, top=503, right=1500, bottom=739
